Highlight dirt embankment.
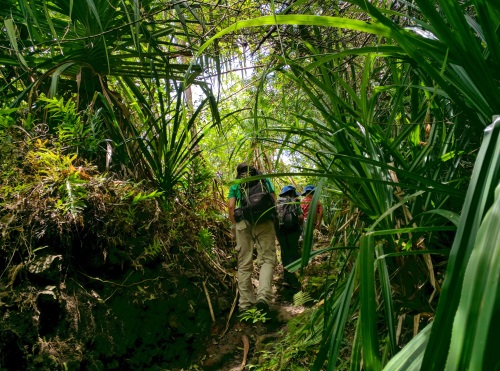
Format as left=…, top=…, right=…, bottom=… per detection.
left=0, top=247, right=235, bottom=370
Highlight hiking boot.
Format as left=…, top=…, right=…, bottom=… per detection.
left=283, top=277, right=301, bottom=290
left=256, top=300, right=269, bottom=313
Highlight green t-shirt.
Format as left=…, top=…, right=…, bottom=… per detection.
left=228, top=178, right=275, bottom=205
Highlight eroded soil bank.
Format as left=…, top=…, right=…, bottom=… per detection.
left=0, top=249, right=234, bottom=370
left=0, top=155, right=236, bottom=369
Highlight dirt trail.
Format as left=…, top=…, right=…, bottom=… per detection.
left=198, top=231, right=331, bottom=370
left=198, top=266, right=308, bottom=370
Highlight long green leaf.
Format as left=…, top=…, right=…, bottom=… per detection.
left=376, top=244, right=396, bottom=357
left=446, top=185, right=500, bottom=369
left=198, top=15, right=391, bottom=55
left=383, top=323, right=432, bottom=371
left=466, top=183, right=500, bottom=370
left=4, top=18, right=29, bottom=70
left=359, top=233, right=382, bottom=370
left=312, top=262, right=357, bottom=370
left=422, top=117, right=500, bottom=368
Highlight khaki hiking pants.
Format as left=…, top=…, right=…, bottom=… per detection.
left=235, top=219, right=277, bottom=310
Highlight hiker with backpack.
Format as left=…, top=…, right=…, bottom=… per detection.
left=275, top=185, right=303, bottom=289
left=228, top=162, right=277, bottom=313
left=300, top=185, right=323, bottom=231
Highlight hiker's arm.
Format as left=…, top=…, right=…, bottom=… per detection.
left=228, top=197, right=237, bottom=224
left=265, top=178, right=276, bottom=204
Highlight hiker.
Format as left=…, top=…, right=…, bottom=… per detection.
left=228, top=162, right=277, bottom=313
left=300, top=185, right=323, bottom=230
left=275, top=185, right=303, bottom=289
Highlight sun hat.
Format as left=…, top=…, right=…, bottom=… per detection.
left=279, top=185, right=299, bottom=197
left=301, top=185, right=316, bottom=196
left=237, top=162, right=249, bottom=173
left=236, top=162, right=256, bottom=178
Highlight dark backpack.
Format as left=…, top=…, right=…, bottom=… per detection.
left=277, top=196, right=301, bottom=230
left=240, top=179, right=275, bottom=223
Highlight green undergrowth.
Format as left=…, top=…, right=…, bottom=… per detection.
left=0, top=108, right=234, bottom=369
left=251, top=310, right=320, bottom=371
left=247, top=247, right=353, bottom=370
left=247, top=303, right=355, bottom=371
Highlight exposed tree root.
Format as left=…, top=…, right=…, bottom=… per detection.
left=239, top=335, right=250, bottom=371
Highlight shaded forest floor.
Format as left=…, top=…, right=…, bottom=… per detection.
left=200, top=273, right=306, bottom=370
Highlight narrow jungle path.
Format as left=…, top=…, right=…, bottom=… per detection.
left=198, top=232, right=331, bottom=370
left=200, top=268, right=307, bottom=370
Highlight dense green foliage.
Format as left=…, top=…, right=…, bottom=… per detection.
left=1, top=0, right=499, bottom=369
left=199, top=0, right=500, bottom=369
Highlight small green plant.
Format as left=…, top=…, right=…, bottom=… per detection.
left=247, top=311, right=322, bottom=371
left=293, top=291, right=314, bottom=306
left=38, top=96, right=104, bottom=159
left=130, top=190, right=163, bottom=205
left=57, top=172, right=87, bottom=218
left=197, top=228, right=214, bottom=250
left=0, top=108, right=16, bottom=129
left=24, top=140, right=88, bottom=218
left=238, top=308, right=269, bottom=323
left=142, top=237, right=163, bottom=261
